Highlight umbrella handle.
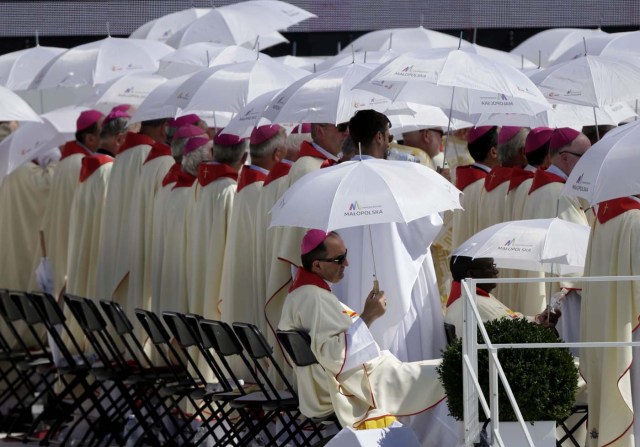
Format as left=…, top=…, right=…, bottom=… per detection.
left=39, top=230, right=47, bottom=258
left=373, top=279, right=380, bottom=294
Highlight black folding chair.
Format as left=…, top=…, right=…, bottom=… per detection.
left=557, top=404, right=588, bottom=447
left=233, top=322, right=327, bottom=446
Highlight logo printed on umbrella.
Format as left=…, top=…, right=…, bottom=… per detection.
left=498, top=237, right=533, bottom=252
left=394, top=66, right=436, bottom=81
left=565, top=89, right=582, bottom=97
left=480, top=93, right=514, bottom=107
left=344, top=201, right=383, bottom=217
left=176, top=92, right=192, bottom=100
left=572, top=173, right=591, bottom=192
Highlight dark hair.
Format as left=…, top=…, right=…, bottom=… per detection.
left=75, top=122, right=100, bottom=145
left=581, top=124, right=615, bottom=145
left=450, top=256, right=474, bottom=281
left=526, top=140, right=550, bottom=167
left=348, top=109, right=391, bottom=148
left=301, top=231, right=339, bottom=271
left=467, top=126, right=498, bottom=163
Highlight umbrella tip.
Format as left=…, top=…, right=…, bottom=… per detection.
left=106, top=21, right=111, bottom=38
left=457, top=31, right=463, bottom=49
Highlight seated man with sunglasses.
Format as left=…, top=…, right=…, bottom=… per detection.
left=444, top=255, right=561, bottom=339
left=278, top=229, right=447, bottom=432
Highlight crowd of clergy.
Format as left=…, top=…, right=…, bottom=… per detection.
left=0, top=101, right=638, bottom=446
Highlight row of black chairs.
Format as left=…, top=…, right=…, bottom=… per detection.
left=0, top=289, right=338, bottom=446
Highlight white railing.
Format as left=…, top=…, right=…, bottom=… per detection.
left=461, top=275, right=640, bottom=447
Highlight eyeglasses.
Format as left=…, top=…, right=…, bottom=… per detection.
left=318, top=249, right=348, bottom=265
left=559, top=150, right=584, bottom=158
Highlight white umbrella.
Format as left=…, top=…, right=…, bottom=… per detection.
left=0, top=85, right=43, bottom=122
left=165, top=0, right=315, bottom=48
left=0, top=105, right=88, bottom=180
left=600, top=31, right=640, bottom=58
left=29, top=37, right=173, bottom=89
left=219, top=89, right=282, bottom=137
left=316, top=50, right=400, bottom=71
left=170, top=58, right=307, bottom=114
left=358, top=48, right=550, bottom=117
left=562, top=120, right=640, bottom=205
left=386, top=102, right=451, bottom=136
left=269, top=159, right=461, bottom=231
left=529, top=55, right=640, bottom=108
left=156, top=42, right=263, bottom=78
left=0, top=46, right=66, bottom=90
left=551, top=33, right=626, bottom=65
left=510, top=28, right=607, bottom=68
left=274, top=55, right=325, bottom=71
left=263, top=63, right=393, bottom=125
left=452, top=218, right=591, bottom=275
left=82, top=72, right=167, bottom=112
left=342, top=26, right=464, bottom=53
left=474, top=102, right=636, bottom=129
left=130, top=7, right=211, bottom=42
left=129, top=75, right=189, bottom=123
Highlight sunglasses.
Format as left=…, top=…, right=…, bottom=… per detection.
left=318, top=249, right=348, bottom=265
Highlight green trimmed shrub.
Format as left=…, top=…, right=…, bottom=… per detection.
left=436, top=318, right=578, bottom=422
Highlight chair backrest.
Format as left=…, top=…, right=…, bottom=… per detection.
left=232, top=322, right=273, bottom=360
left=276, top=330, right=318, bottom=367
left=2, top=290, right=25, bottom=322
left=100, top=300, right=134, bottom=335
left=162, top=312, right=198, bottom=348
left=135, top=309, right=171, bottom=346
left=444, top=323, right=457, bottom=345
left=198, top=319, right=244, bottom=357
left=13, top=291, right=43, bottom=325
left=30, top=292, right=65, bottom=325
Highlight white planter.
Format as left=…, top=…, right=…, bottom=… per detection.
left=497, top=420, right=556, bottom=446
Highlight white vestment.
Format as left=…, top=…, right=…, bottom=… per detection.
left=278, top=272, right=446, bottom=431
left=451, top=164, right=490, bottom=251
left=580, top=197, right=640, bottom=447
left=96, top=133, right=153, bottom=315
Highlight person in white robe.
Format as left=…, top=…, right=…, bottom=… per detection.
left=0, top=159, right=55, bottom=349
left=188, top=133, right=246, bottom=321
left=580, top=196, right=640, bottom=447
left=32, top=110, right=103, bottom=299
left=155, top=135, right=210, bottom=316
left=517, top=128, right=591, bottom=331
left=279, top=230, right=447, bottom=435
left=265, top=122, right=347, bottom=386
left=444, top=256, right=560, bottom=338
left=451, top=126, right=500, bottom=251
left=96, top=117, right=166, bottom=316
left=331, top=110, right=457, bottom=445
left=220, top=125, right=285, bottom=330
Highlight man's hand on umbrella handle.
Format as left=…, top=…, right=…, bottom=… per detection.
left=361, top=290, right=386, bottom=327
left=535, top=308, right=562, bottom=328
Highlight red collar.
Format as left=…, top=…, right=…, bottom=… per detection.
left=446, top=280, right=490, bottom=307
left=118, top=132, right=155, bottom=155
left=528, top=169, right=565, bottom=195
left=237, top=165, right=268, bottom=192
left=172, top=170, right=196, bottom=190
left=143, top=142, right=172, bottom=165
left=597, top=197, right=640, bottom=224
left=60, top=141, right=91, bottom=160
left=455, top=165, right=489, bottom=191
left=197, top=162, right=238, bottom=187
left=162, top=162, right=182, bottom=187
left=508, top=167, right=536, bottom=192
left=299, top=140, right=331, bottom=161
left=79, top=154, right=113, bottom=182
left=484, top=166, right=513, bottom=192
left=289, top=268, right=332, bottom=293
left=263, top=160, right=292, bottom=186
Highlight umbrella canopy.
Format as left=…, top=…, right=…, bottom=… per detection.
left=342, top=26, right=463, bottom=53
left=269, top=158, right=461, bottom=231
left=29, top=37, right=173, bottom=89
left=453, top=218, right=591, bottom=275
left=357, top=48, right=550, bottom=118
left=529, top=55, right=640, bottom=108
left=551, top=33, right=626, bottom=65
left=263, top=63, right=393, bottom=125
left=170, top=58, right=307, bottom=114
left=274, top=55, right=326, bottom=71
left=83, top=72, right=167, bottom=112
left=156, top=42, right=263, bottom=78
left=316, top=50, right=400, bottom=71
left=129, top=75, right=189, bottom=123
left=0, top=106, right=88, bottom=179
left=562, top=120, right=640, bottom=205
left=219, top=89, right=282, bottom=137
left=510, top=28, right=607, bottom=67
left=0, top=46, right=66, bottom=90
left=386, top=102, right=451, bottom=136
left=165, top=0, right=315, bottom=48
left=0, top=85, right=43, bottom=122
left=130, top=7, right=211, bottom=42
